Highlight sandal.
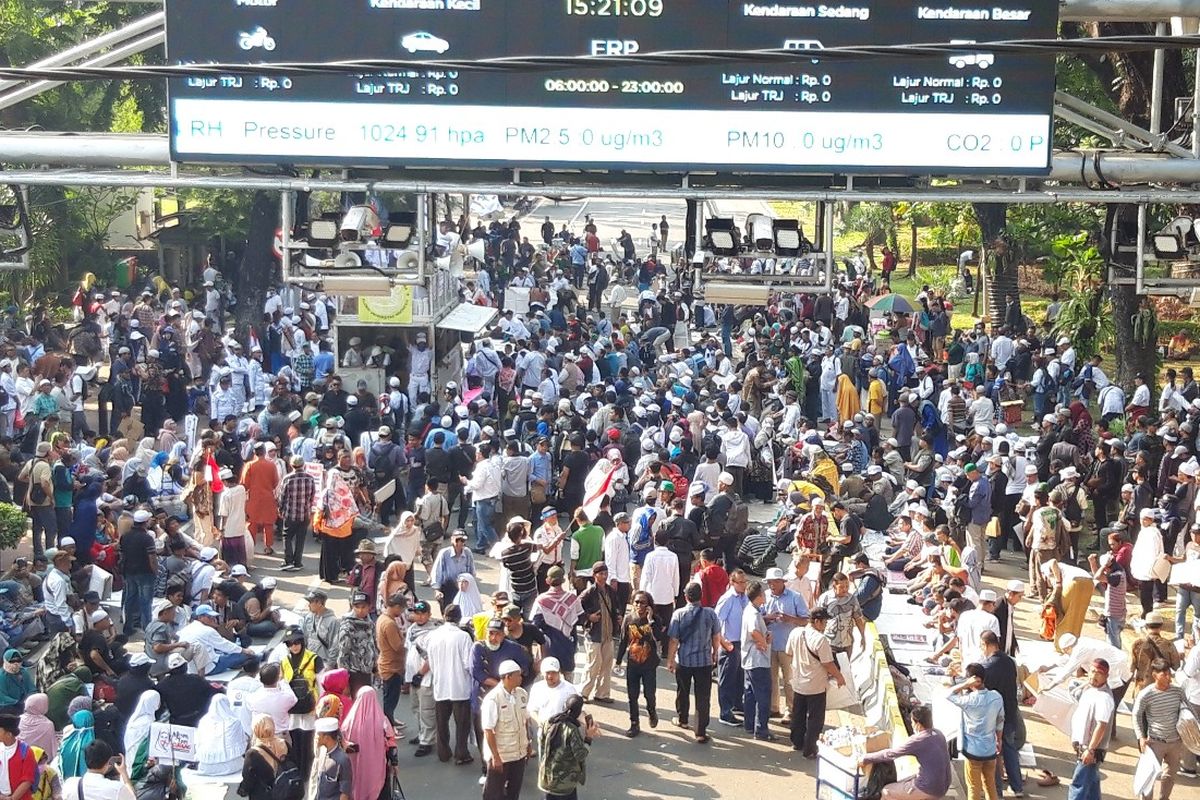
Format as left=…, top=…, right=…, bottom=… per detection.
left=1036, top=770, right=1059, bottom=787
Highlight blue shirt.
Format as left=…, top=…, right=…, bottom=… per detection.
left=714, top=587, right=749, bottom=643
left=740, top=603, right=772, bottom=670
left=764, top=588, right=809, bottom=652
left=948, top=689, right=1004, bottom=760
left=313, top=351, right=334, bottom=380
left=527, top=452, right=552, bottom=486
left=431, top=546, right=476, bottom=587
left=667, top=603, right=720, bottom=668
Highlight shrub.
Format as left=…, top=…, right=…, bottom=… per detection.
left=0, top=503, right=28, bottom=567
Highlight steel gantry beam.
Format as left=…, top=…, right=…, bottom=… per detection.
left=0, top=11, right=164, bottom=112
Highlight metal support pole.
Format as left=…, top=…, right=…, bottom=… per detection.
left=416, top=192, right=428, bottom=285
left=1136, top=203, right=1148, bottom=295
left=1193, top=53, right=1200, bottom=158
left=1151, top=22, right=1166, bottom=137
left=280, top=190, right=293, bottom=285
left=823, top=200, right=834, bottom=295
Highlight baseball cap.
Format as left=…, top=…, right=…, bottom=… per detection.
left=3, top=649, right=21, bottom=663
left=193, top=604, right=218, bottom=618
left=486, top=619, right=506, bottom=632
left=351, top=591, right=370, bottom=606
left=540, top=657, right=562, bottom=674
left=152, top=598, right=173, bottom=616
left=501, top=605, right=523, bottom=620
left=259, top=577, right=277, bottom=590
left=230, top=564, right=250, bottom=577
left=166, top=652, right=188, bottom=671
left=304, top=588, right=328, bottom=602
left=412, top=601, right=431, bottom=614
left=540, top=507, right=558, bottom=520
left=718, top=471, right=735, bottom=484
left=129, top=653, right=153, bottom=668
left=764, top=567, right=785, bottom=580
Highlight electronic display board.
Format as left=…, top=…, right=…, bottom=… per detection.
left=166, top=0, right=1058, bottom=174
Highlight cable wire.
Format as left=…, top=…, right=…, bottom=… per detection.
left=0, top=34, right=1198, bottom=83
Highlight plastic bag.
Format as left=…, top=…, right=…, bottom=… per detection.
left=1133, top=746, right=1164, bottom=798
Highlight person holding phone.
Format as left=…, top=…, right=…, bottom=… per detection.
left=61, top=739, right=135, bottom=800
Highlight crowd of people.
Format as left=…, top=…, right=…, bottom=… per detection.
left=0, top=209, right=1192, bottom=800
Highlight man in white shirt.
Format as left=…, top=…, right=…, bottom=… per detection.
left=43, top=548, right=73, bottom=634
left=245, top=662, right=297, bottom=734
left=954, top=594, right=1001, bottom=668
left=990, top=330, right=1014, bottom=373
left=604, top=513, right=633, bottom=613
left=968, top=385, right=995, bottom=431
left=1097, top=383, right=1126, bottom=423
left=719, top=420, right=751, bottom=496
left=464, top=442, right=504, bottom=552
left=423, top=604, right=474, bottom=764
left=177, top=604, right=256, bottom=676
left=526, top=657, right=581, bottom=726
left=640, top=531, right=681, bottom=624
left=62, top=739, right=136, bottom=800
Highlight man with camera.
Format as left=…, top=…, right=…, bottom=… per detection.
left=62, top=739, right=135, bottom=800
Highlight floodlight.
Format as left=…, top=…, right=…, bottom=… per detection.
left=746, top=214, right=774, bottom=251
left=1154, top=216, right=1197, bottom=258
left=773, top=219, right=803, bottom=256
left=302, top=214, right=342, bottom=248
left=383, top=212, right=418, bottom=247
left=705, top=218, right=738, bottom=256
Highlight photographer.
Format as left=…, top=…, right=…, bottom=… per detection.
left=62, top=739, right=135, bottom=800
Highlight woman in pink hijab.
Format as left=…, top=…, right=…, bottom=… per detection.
left=19, top=693, right=57, bottom=761
left=341, top=686, right=394, bottom=800
left=315, top=669, right=352, bottom=724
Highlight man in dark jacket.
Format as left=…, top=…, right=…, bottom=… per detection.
left=578, top=562, right=620, bottom=703
left=157, top=653, right=217, bottom=727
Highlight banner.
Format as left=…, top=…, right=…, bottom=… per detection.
left=148, top=723, right=197, bottom=762
left=358, top=285, right=414, bottom=325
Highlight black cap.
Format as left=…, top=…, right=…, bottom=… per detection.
left=304, top=588, right=328, bottom=602
left=350, top=591, right=370, bottom=606
left=283, top=627, right=305, bottom=644
left=412, top=601, right=431, bottom=614
left=82, top=591, right=101, bottom=603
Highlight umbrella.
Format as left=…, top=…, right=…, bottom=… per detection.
left=868, top=293, right=916, bottom=314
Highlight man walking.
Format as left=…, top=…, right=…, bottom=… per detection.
left=424, top=604, right=475, bottom=765
left=947, top=663, right=1005, bottom=800
left=278, top=454, right=316, bottom=571
left=482, top=659, right=532, bottom=800
left=1131, top=660, right=1187, bottom=800
left=740, top=580, right=774, bottom=741
left=1067, top=659, right=1115, bottom=800
left=578, top=562, right=619, bottom=704
left=786, top=607, right=845, bottom=757
left=666, top=582, right=721, bottom=743
left=714, top=569, right=749, bottom=726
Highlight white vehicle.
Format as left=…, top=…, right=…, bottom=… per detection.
left=784, top=39, right=824, bottom=63
left=237, top=26, right=276, bottom=51
left=948, top=40, right=994, bottom=69
left=401, top=32, right=450, bottom=54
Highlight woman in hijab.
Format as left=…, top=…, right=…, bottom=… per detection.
left=835, top=371, right=860, bottom=424
left=1068, top=401, right=1096, bottom=457
left=67, top=477, right=104, bottom=566
left=195, top=694, right=249, bottom=776
left=315, top=669, right=352, bottom=723
left=122, top=437, right=157, bottom=481
left=383, top=511, right=421, bottom=585
left=156, top=420, right=179, bottom=454
left=123, top=690, right=161, bottom=780
left=239, top=714, right=288, bottom=800
left=341, top=686, right=394, bottom=800
left=46, top=666, right=92, bottom=730
left=58, top=708, right=94, bottom=779
left=377, top=559, right=410, bottom=615
left=537, top=693, right=598, bottom=800
left=454, top=573, right=484, bottom=618
left=18, top=693, right=56, bottom=761
left=964, top=351, right=984, bottom=387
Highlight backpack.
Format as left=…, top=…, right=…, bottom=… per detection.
left=748, top=538, right=778, bottom=576
left=270, top=759, right=304, bottom=800
left=283, top=651, right=316, bottom=714
left=1042, top=363, right=1059, bottom=395
left=725, top=495, right=750, bottom=539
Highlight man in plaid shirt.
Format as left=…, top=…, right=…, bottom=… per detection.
left=279, top=454, right=317, bottom=571
left=292, top=340, right=315, bottom=390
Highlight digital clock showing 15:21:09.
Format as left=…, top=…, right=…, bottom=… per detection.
left=566, top=0, right=664, bottom=16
